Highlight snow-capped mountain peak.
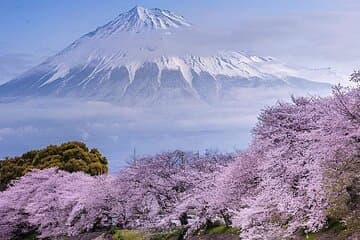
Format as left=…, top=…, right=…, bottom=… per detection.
left=0, top=6, right=332, bottom=105
left=88, top=6, right=191, bottom=36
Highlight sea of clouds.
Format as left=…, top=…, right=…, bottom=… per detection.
left=0, top=86, right=332, bottom=171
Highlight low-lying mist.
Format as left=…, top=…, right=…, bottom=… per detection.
left=0, top=87, right=331, bottom=170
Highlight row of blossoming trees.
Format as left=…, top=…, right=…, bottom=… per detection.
left=1, top=76, right=359, bottom=239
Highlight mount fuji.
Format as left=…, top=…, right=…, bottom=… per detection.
left=0, top=6, right=332, bottom=105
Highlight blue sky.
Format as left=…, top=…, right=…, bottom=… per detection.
left=0, top=0, right=352, bottom=53
left=1, top=0, right=360, bottom=83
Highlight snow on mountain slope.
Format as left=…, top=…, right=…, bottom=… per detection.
left=92, top=6, right=191, bottom=34
left=0, top=6, right=333, bottom=105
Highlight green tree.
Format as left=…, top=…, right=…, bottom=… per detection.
left=0, top=141, right=108, bottom=191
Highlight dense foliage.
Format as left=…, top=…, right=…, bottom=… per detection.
left=200, top=85, right=359, bottom=239
left=0, top=141, right=108, bottom=191
left=0, top=151, right=233, bottom=239
left=0, top=78, right=359, bottom=239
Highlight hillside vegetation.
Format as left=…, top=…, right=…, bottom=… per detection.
left=0, top=141, right=108, bottom=191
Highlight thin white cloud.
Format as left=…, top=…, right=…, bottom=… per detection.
left=203, top=10, right=360, bottom=78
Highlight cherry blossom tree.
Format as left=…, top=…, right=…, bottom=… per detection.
left=216, top=85, right=359, bottom=239
left=112, top=150, right=233, bottom=229
left=0, top=151, right=233, bottom=239
left=0, top=84, right=359, bottom=240
left=0, top=168, right=97, bottom=239
left=178, top=84, right=359, bottom=239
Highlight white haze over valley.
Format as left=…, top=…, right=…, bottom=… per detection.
left=0, top=87, right=331, bottom=170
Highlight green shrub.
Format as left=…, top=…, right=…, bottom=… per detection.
left=204, top=225, right=239, bottom=235
left=148, top=229, right=183, bottom=240
left=112, top=229, right=183, bottom=240
left=323, top=155, right=360, bottom=239
left=113, top=230, right=145, bottom=240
